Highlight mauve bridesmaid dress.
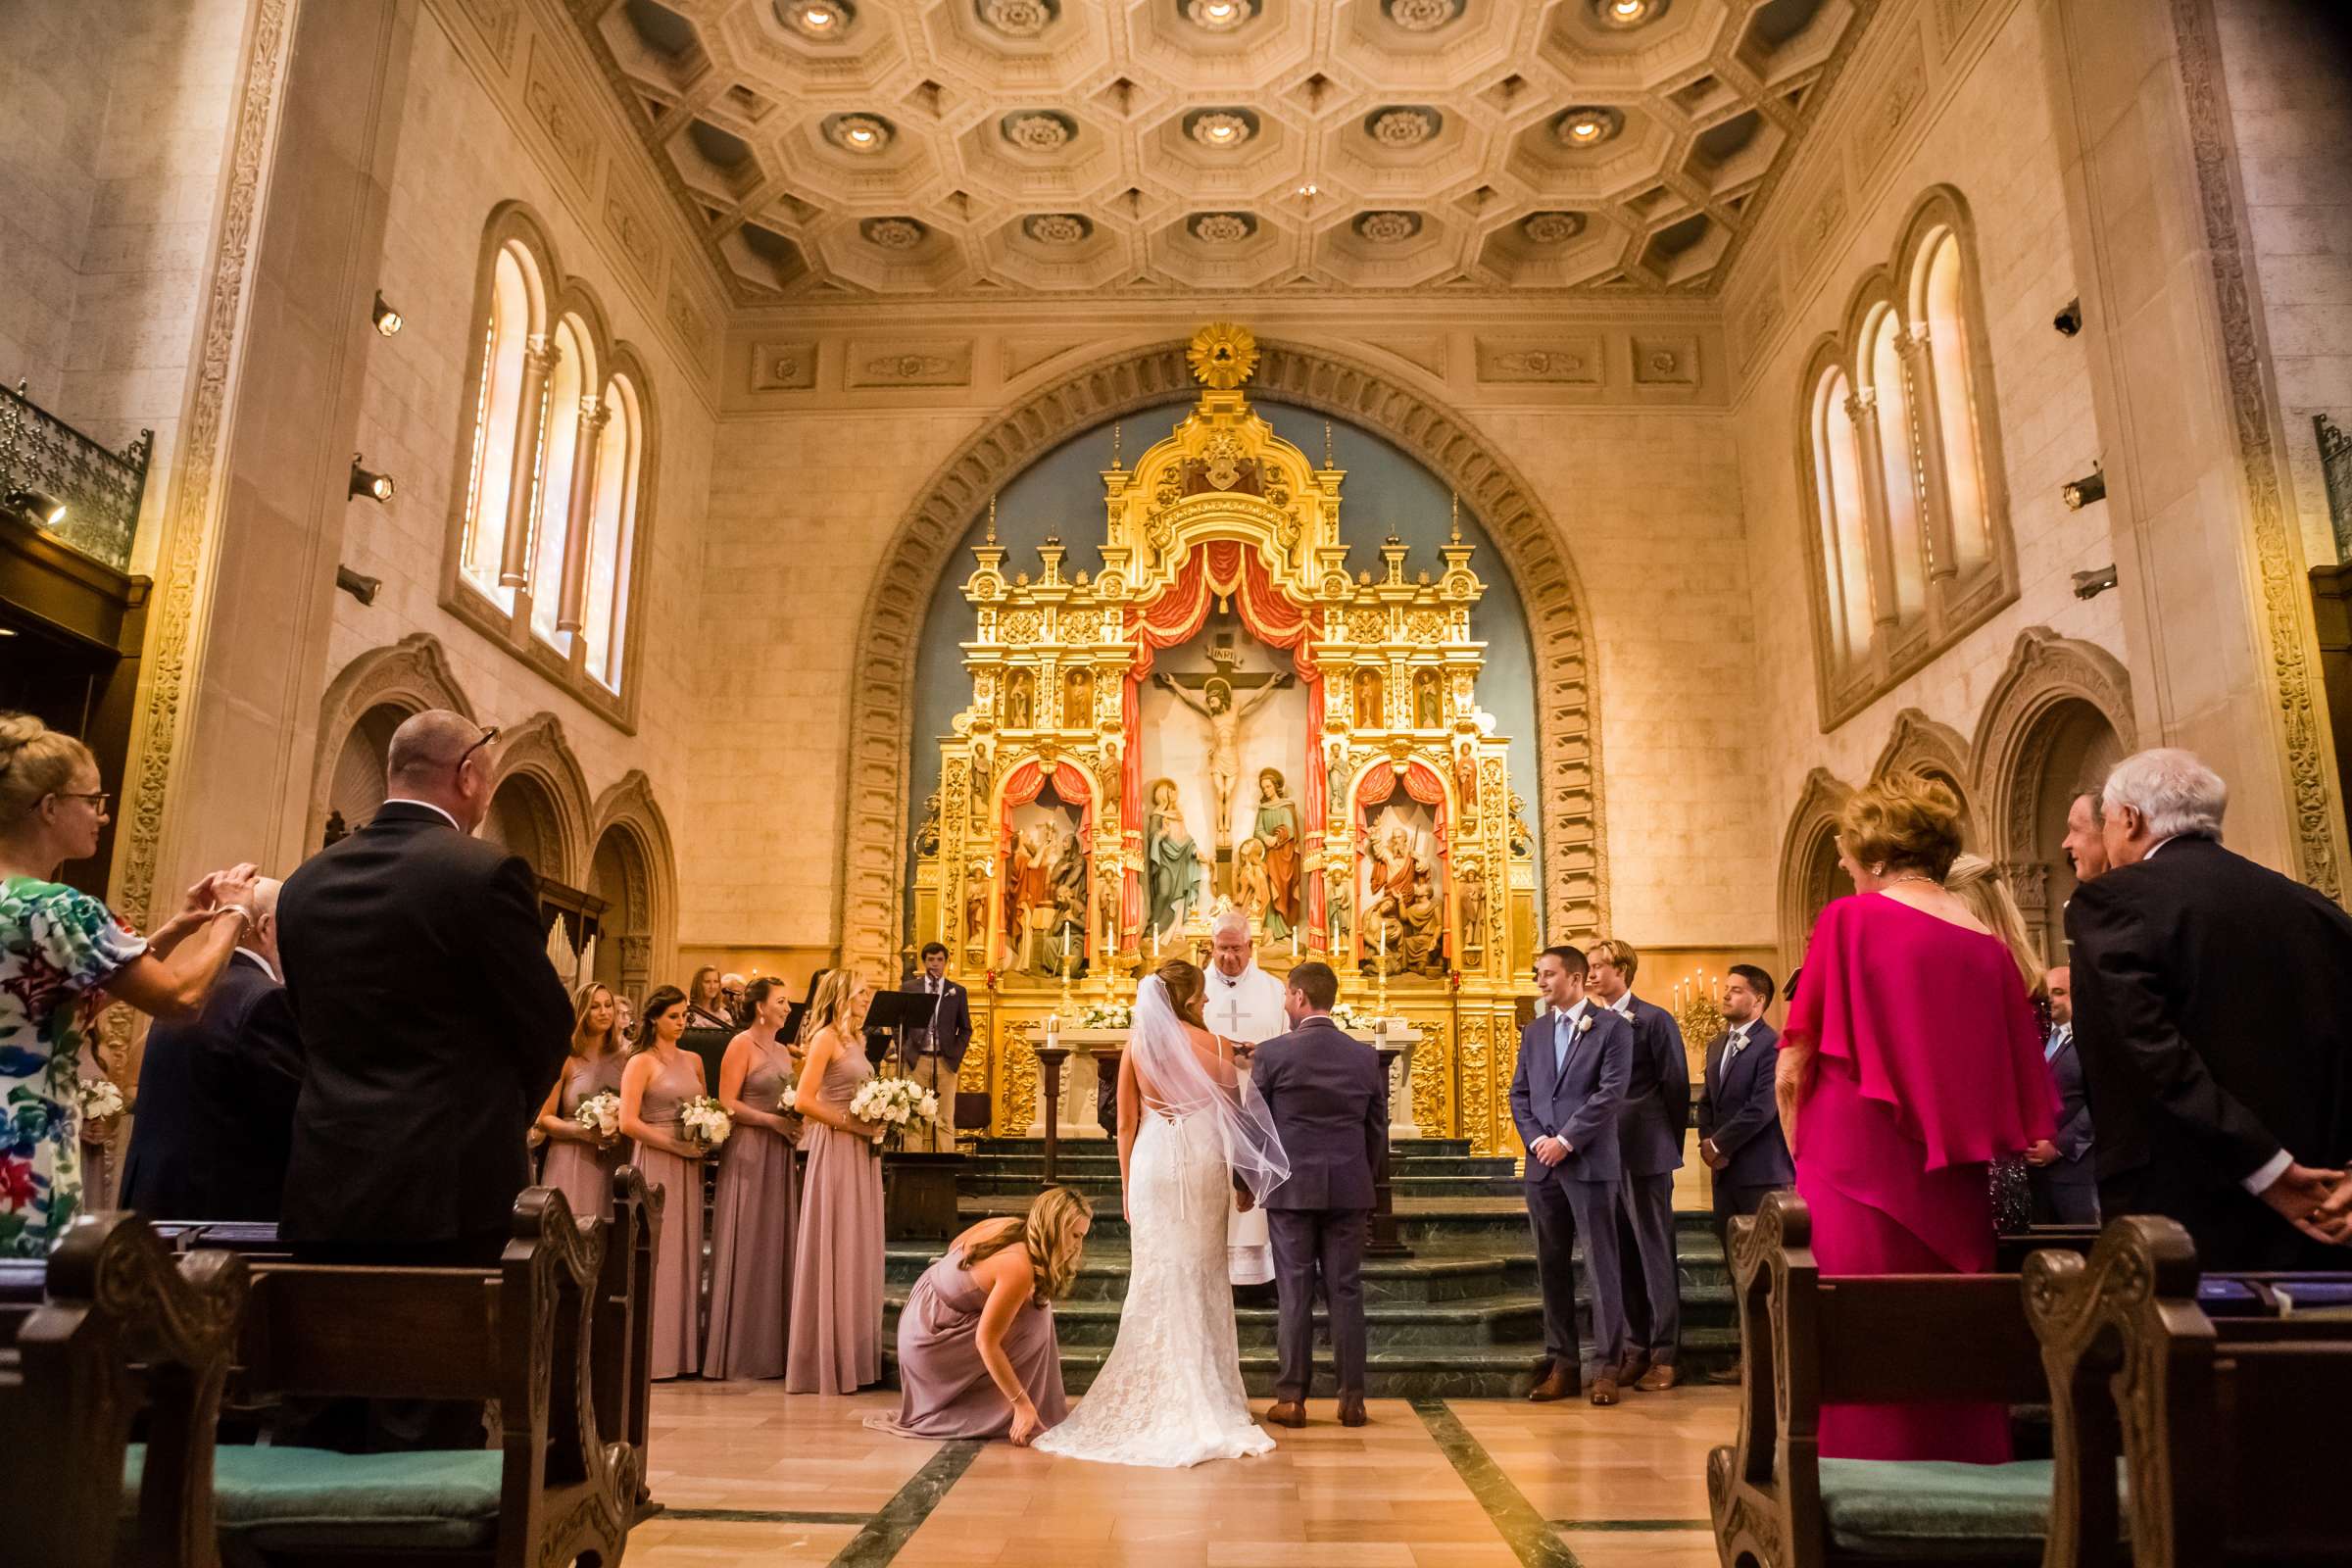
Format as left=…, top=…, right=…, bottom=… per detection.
left=785, top=1042, right=884, bottom=1394
left=637, top=1049, right=708, bottom=1380
left=542, top=1051, right=627, bottom=1220
left=703, top=1037, right=804, bottom=1379
left=874, top=1240, right=1068, bottom=1439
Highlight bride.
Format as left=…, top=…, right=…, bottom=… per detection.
left=1034, top=959, right=1290, bottom=1467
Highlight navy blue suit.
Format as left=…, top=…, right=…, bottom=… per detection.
left=2029, top=1026, right=2098, bottom=1225
left=1695, top=1019, right=1791, bottom=1257
left=1609, top=995, right=1688, bottom=1368
left=120, top=951, right=304, bottom=1221
left=900, top=974, right=973, bottom=1070
left=1509, top=1002, right=1633, bottom=1381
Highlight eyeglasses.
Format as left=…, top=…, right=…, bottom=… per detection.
left=55, top=791, right=113, bottom=813
left=454, top=726, right=499, bottom=774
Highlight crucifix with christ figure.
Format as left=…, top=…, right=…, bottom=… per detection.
left=1153, top=634, right=1293, bottom=892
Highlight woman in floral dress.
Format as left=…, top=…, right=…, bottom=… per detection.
left=0, top=713, right=262, bottom=1257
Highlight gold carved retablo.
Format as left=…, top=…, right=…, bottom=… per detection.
left=1187, top=321, right=1258, bottom=391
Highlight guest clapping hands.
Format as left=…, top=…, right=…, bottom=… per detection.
left=621, top=986, right=710, bottom=1379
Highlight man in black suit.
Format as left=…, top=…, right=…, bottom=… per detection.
left=2066, top=748, right=2352, bottom=1270
left=1587, top=938, right=1690, bottom=1393
left=1696, top=963, right=1792, bottom=1263
left=120, top=876, right=305, bottom=1221
left=901, top=942, right=973, bottom=1152
left=1250, top=960, right=1387, bottom=1430
left=2026, top=964, right=2098, bottom=1225
left=1510, top=944, right=1634, bottom=1406
left=276, top=710, right=574, bottom=1267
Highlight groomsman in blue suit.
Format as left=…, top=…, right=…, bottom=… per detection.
left=1511, top=945, right=1634, bottom=1406
left=1587, top=939, right=1690, bottom=1393
left=1697, top=964, right=1793, bottom=1261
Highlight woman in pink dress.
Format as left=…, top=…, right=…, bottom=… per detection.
left=786, top=969, right=887, bottom=1395
left=620, top=985, right=712, bottom=1380
left=704, top=976, right=805, bottom=1379
left=1777, top=773, right=2057, bottom=1463
left=534, top=982, right=628, bottom=1220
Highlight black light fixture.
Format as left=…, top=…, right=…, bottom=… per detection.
left=335, top=564, right=381, bottom=605
left=2072, top=564, right=2119, bottom=601
left=349, top=456, right=395, bottom=505
left=371, top=291, right=403, bottom=336
left=2060, top=465, right=2106, bottom=511
left=2053, top=297, right=2082, bottom=336
left=4, top=488, right=67, bottom=526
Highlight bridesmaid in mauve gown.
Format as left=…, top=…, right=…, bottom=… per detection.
left=534, top=982, right=629, bottom=1220
left=621, top=986, right=713, bottom=1381
left=871, top=1186, right=1091, bottom=1444
left=704, top=977, right=806, bottom=1379
left=786, top=970, right=886, bottom=1395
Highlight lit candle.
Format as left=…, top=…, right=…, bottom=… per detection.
left=1378, top=922, right=1387, bottom=959
left=1046, top=1013, right=1059, bottom=1046
left=1291, top=928, right=1299, bottom=957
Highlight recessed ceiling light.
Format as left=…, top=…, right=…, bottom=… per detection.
left=1188, top=110, right=1253, bottom=149
left=1554, top=106, right=1624, bottom=148
left=1187, top=0, right=1251, bottom=32
left=826, top=114, right=894, bottom=155
left=780, top=0, right=853, bottom=37
left=1592, top=0, right=1667, bottom=28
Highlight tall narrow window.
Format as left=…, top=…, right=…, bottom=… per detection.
left=1816, top=368, right=1874, bottom=666
left=460, top=245, right=535, bottom=609
left=528, top=318, right=593, bottom=648
left=583, top=374, right=640, bottom=691
left=1921, top=233, right=1990, bottom=573
left=1865, top=308, right=1927, bottom=623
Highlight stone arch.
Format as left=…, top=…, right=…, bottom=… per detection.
left=307, top=634, right=476, bottom=853
left=1971, top=627, right=2136, bottom=958
left=587, top=770, right=679, bottom=1001
left=1777, top=767, right=1858, bottom=976
left=1870, top=708, right=1979, bottom=841
left=836, top=335, right=1605, bottom=971
left=482, top=711, right=592, bottom=886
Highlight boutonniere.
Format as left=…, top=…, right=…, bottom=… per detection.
left=1576, top=1013, right=1594, bottom=1035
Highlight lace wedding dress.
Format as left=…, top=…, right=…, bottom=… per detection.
left=1033, top=1107, right=1274, bottom=1467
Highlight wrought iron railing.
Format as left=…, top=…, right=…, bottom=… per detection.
left=2320, top=413, right=2352, bottom=564
left=0, top=380, right=151, bottom=572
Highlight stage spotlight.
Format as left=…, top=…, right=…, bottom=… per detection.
left=371, top=292, right=404, bottom=336
left=349, top=456, right=395, bottom=505
left=4, top=488, right=67, bottom=527
left=2060, top=466, right=2106, bottom=511
left=2053, top=298, right=2082, bottom=336
left=2072, top=564, right=2119, bottom=601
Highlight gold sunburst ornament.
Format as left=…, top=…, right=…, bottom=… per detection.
left=1187, top=321, right=1258, bottom=391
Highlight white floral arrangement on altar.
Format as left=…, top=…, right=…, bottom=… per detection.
left=572, top=1091, right=621, bottom=1139
left=75, top=1077, right=125, bottom=1122
left=849, top=1075, right=941, bottom=1151
left=1327, top=1004, right=1370, bottom=1032
left=679, top=1096, right=733, bottom=1151
left=1078, top=1001, right=1134, bottom=1030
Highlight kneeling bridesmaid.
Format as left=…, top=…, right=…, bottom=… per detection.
left=872, top=1186, right=1090, bottom=1445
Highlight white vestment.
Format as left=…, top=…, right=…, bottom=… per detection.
left=1202, top=963, right=1289, bottom=1286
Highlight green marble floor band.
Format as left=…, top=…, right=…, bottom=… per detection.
left=1411, top=1398, right=1580, bottom=1568
left=662, top=1507, right=877, bottom=1525
left=829, top=1439, right=985, bottom=1568
left=1551, top=1519, right=1714, bottom=1532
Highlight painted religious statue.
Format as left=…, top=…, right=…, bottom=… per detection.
left=1006, top=818, right=1068, bottom=972
left=1244, top=768, right=1301, bottom=939
left=1146, top=779, right=1208, bottom=937
left=1365, top=822, right=1446, bottom=977
left=1153, top=667, right=1293, bottom=843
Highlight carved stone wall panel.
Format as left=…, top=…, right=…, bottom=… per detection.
left=604, top=191, right=661, bottom=286
left=523, top=37, right=597, bottom=192
left=456, top=0, right=516, bottom=69
left=751, top=341, right=818, bottom=391
left=1732, top=276, right=1787, bottom=378
left=1631, top=336, right=1700, bottom=388
left=849, top=341, right=976, bottom=388
left=1002, top=340, right=1085, bottom=381
left=1853, top=24, right=1930, bottom=177
left=1475, top=337, right=1603, bottom=386
left=663, top=283, right=711, bottom=365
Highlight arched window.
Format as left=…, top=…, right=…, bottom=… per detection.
left=1864, top=305, right=1927, bottom=623
left=1918, top=230, right=1991, bottom=573
left=1813, top=367, right=1873, bottom=667
left=444, top=208, right=654, bottom=724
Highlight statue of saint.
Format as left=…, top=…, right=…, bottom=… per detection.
left=1006, top=670, right=1034, bottom=730
left=1414, top=668, right=1443, bottom=729
left=1249, top=767, right=1301, bottom=932
left=1365, top=824, right=1444, bottom=976
left=1326, top=864, right=1351, bottom=954
left=1352, top=666, right=1385, bottom=729
left=1145, top=778, right=1207, bottom=937
left=1048, top=828, right=1088, bottom=972
left=1008, top=819, right=1058, bottom=969
left=1062, top=666, right=1094, bottom=728
left=1154, top=668, right=1292, bottom=843
left=1234, top=836, right=1284, bottom=941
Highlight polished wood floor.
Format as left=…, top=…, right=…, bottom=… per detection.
left=632, top=1381, right=1730, bottom=1567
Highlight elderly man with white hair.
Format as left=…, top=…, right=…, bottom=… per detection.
left=1202, top=907, right=1290, bottom=1284
left=2064, top=747, right=2352, bottom=1268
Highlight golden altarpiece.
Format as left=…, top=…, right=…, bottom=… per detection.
left=909, top=324, right=1539, bottom=1152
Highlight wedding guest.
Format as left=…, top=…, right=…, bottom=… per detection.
left=1586, top=937, right=1689, bottom=1393
left=0, top=711, right=261, bottom=1257
left=2062, top=789, right=2110, bottom=882
left=685, top=966, right=731, bottom=1029
left=2067, top=748, right=2352, bottom=1268
left=1510, top=945, right=1634, bottom=1406
left=1777, top=773, right=2054, bottom=1462
left=614, top=992, right=638, bottom=1045
left=120, top=877, right=304, bottom=1222
left=2027, top=965, right=2098, bottom=1225
left=621, top=986, right=712, bottom=1380
left=1696, top=964, right=1791, bottom=1263
left=1945, top=855, right=2054, bottom=1232
left=705, top=976, right=806, bottom=1380
left=787, top=969, right=887, bottom=1395
left=899, top=944, right=971, bottom=1153
left=872, top=1185, right=1092, bottom=1444
left=533, top=982, right=628, bottom=1221
left=720, top=972, right=748, bottom=1025
left=277, top=710, right=573, bottom=1270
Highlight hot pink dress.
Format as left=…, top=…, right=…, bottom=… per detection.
left=1784, top=893, right=2057, bottom=1462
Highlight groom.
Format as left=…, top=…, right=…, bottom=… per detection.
left=1250, top=960, right=1389, bottom=1429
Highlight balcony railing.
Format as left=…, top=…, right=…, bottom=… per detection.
left=0, top=381, right=151, bottom=573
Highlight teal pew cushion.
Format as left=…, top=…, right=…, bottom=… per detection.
left=125, top=1444, right=502, bottom=1551
left=1817, top=1458, right=2053, bottom=1560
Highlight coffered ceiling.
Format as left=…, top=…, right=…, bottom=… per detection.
left=568, top=0, right=1874, bottom=304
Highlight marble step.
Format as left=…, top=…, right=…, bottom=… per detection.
left=973, top=1136, right=1480, bottom=1158
left=960, top=1171, right=1525, bottom=1200
left=964, top=1150, right=1519, bottom=1178
left=886, top=1243, right=1536, bottom=1303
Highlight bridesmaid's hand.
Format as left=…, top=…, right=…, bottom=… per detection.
left=1009, top=1396, right=1043, bottom=1446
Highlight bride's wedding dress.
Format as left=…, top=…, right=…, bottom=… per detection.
left=1035, top=977, right=1287, bottom=1468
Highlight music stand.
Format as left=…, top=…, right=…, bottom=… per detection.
left=861, top=990, right=931, bottom=1072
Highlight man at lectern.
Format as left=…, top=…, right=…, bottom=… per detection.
left=900, top=943, right=972, bottom=1152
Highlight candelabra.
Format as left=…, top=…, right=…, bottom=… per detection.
left=1671, top=967, right=1727, bottom=1055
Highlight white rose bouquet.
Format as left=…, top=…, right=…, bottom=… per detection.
left=573, top=1090, right=621, bottom=1140
left=848, top=1075, right=942, bottom=1151
left=1079, top=1001, right=1134, bottom=1029
left=679, top=1095, right=733, bottom=1152
left=75, top=1077, right=125, bottom=1122
left=1327, top=1003, right=1368, bottom=1032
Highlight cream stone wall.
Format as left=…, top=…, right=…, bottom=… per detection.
left=1725, top=0, right=2127, bottom=939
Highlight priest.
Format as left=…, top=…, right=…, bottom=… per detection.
left=1204, top=908, right=1290, bottom=1285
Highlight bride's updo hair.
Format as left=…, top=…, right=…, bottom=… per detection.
left=964, top=1184, right=1094, bottom=1303
left=1153, top=957, right=1207, bottom=1026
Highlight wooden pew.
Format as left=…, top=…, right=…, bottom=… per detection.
left=1706, top=1192, right=2073, bottom=1568
left=0, top=1211, right=248, bottom=1568
left=2026, top=1216, right=2352, bottom=1568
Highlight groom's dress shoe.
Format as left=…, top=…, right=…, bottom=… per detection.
left=1338, top=1397, right=1368, bottom=1428
left=1266, top=1400, right=1307, bottom=1429
left=1527, top=1367, right=1577, bottom=1403
left=1589, top=1374, right=1621, bottom=1407
left=1637, top=1363, right=1679, bottom=1393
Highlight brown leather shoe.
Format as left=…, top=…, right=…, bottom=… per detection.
left=1703, top=1363, right=1743, bottom=1386
left=1637, top=1362, right=1679, bottom=1393
left=1589, top=1374, right=1620, bottom=1407
left=1265, top=1400, right=1307, bottom=1429
left=1527, top=1366, right=1577, bottom=1402
left=1338, top=1396, right=1368, bottom=1428
left=1618, top=1351, right=1651, bottom=1388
